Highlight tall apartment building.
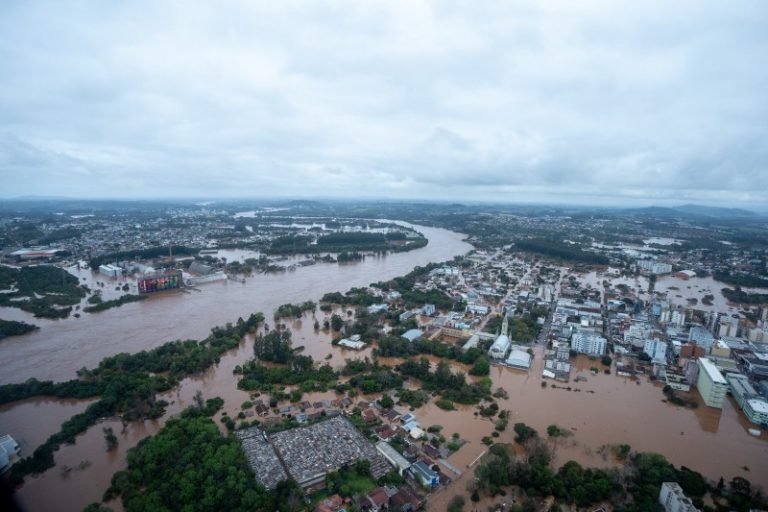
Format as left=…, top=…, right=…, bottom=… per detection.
left=659, top=482, right=700, bottom=512
left=696, top=358, right=728, bottom=408
left=571, top=332, right=607, bottom=356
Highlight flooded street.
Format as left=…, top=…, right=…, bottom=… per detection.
left=424, top=349, right=768, bottom=511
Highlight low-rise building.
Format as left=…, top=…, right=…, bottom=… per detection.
left=409, top=460, right=439, bottom=489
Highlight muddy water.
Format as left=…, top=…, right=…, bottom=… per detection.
left=423, top=348, right=768, bottom=511
left=1, top=224, right=471, bottom=512
left=0, top=224, right=470, bottom=385
left=577, top=270, right=768, bottom=313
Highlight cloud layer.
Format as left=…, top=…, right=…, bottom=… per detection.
left=1, top=1, right=767, bottom=206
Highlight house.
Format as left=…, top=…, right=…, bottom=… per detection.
left=409, top=460, right=439, bottom=489
left=384, top=409, right=402, bottom=422
left=389, top=486, right=425, bottom=512
left=421, top=443, right=440, bottom=459
left=375, top=425, right=396, bottom=441
left=364, top=487, right=390, bottom=511
left=362, top=408, right=378, bottom=422
left=399, top=413, right=416, bottom=424
left=315, top=494, right=344, bottom=512
left=408, top=427, right=425, bottom=440
left=368, top=303, right=389, bottom=314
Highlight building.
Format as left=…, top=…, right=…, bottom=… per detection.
left=338, top=335, right=366, bottom=350
left=421, top=303, right=436, bottom=316
left=659, top=482, right=700, bottom=512
left=367, top=304, right=388, bottom=314
left=710, top=339, right=731, bottom=358
left=644, top=339, right=668, bottom=362
left=409, top=460, right=439, bottom=489
left=399, top=310, right=417, bottom=322
left=488, top=334, right=511, bottom=359
left=571, top=332, right=607, bottom=356
left=505, top=348, right=532, bottom=369
left=138, top=270, right=183, bottom=293
left=688, top=326, right=714, bottom=351
left=680, top=343, right=705, bottom=359
left=401, top=329, right=423, bottom=343
left=98, top=264, right=123, bottom=277
left=696, top=358, right=727, bottom=408
left=0, top=434, right=20, bottom=474
left=673, top=270, right=697, bottom=280
left=727, top=373, right=768, bottom=426
left=637, top=260, right=673, bottom=275
left=375, top=441, right=411, bottom=475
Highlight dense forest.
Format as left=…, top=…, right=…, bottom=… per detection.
left=102, top=402, right=289, bottom=512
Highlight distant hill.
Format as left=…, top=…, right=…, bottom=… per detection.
left=672, top=204, right=758, bottom=218
left=621, top=204, right=760, bottom=219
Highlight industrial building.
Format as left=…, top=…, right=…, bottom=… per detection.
left=138, top=270, right=182, bottom=293
left=696, top=358, right=727, bottom=408
left=98, top=264, right=123, bottom=277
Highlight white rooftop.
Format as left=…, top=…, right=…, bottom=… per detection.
left=747, top=398, right=768, bottom=414
left=699, top=357, right=727, bottom=384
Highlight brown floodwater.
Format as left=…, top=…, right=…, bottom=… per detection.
left=0, top=224, right=471, bottom=512
left=2, top=225, right=767, bottom=511
left=424, top=349, right=768, bottom=511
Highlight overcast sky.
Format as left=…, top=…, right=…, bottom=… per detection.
left=1, top=1, right=767, bottom=207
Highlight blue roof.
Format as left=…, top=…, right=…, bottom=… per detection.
left=402, top=329, right=423, bottom=342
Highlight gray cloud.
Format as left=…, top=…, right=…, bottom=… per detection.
left=0, top=0, right=767, bottom=206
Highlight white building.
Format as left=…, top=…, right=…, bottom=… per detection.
left=375, top=441, right=411, bottom=475
left=488, top=334, right=511, bottom=359
left=637, top=260, right=673, bottom=275
left=696, top=358, right=727, bottom=408
left=505, top=348, right=532, bottom=369
left=338, top=335, right=367, bottom=350
left=571, top=332, right=607, bottom=356
left=659, top=482, right=700, bottom=512
left=98, top=264, right=123, bottom=277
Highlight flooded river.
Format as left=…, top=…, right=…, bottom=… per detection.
left=2, top=225, right=767, bottom=511
left=0, top=223, right=471, bottom=511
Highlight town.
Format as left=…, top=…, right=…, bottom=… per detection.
left=1, top=199, right=767, bottom=512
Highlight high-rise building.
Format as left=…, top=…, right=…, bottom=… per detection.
left=696, top=358, right=727, bottom=408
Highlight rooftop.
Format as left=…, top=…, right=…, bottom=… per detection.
left=698, top=357, right=727, bottom=385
